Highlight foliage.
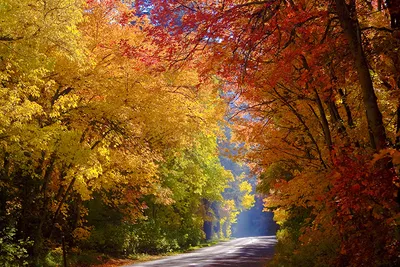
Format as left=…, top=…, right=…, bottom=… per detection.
left=239, top=181, right=255, bottom=209
left=0, top=0, right=236, bottom=264
left=146, top=0, right=400, bottom=265
left=8, top=0, right=400, bottom=265
left=0, top=227, right=32, bottom=267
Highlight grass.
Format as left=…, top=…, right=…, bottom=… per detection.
left=122, top=239, right=222, bottom=264
left=45, top=239, right=225, bottom=266
left=184, top=239, right=220, bottom=252
left=112, top=239, right=224, bottom=266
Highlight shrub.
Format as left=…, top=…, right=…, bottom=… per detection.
left=0, top=227, right=33, bottom=267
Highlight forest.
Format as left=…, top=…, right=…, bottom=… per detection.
left=1, top=0, right=400, bottom=266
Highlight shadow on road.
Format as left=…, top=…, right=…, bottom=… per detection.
left=130, top=236, right=277, bottom=267
left=208, top=236, right=276, bottom=267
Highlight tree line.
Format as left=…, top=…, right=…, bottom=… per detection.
left=0, top=1, right=255, bottom=265
left=145, top=0, right=400, bottom=265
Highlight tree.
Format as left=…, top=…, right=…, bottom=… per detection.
left=147, top=0, right=400, bottom=265
left=1, top=0, right=232, bottom=264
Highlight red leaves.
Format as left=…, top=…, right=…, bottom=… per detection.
left=350, top=183, right=360, bottom=192
left=119, top=10, right=134, bottom=25
left=327, top=147, right=400, bottom=266
left=145, top=0, right=400, bottom=263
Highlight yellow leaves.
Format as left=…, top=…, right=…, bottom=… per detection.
left=265, top=170, right=329, bottom=212
left=67, top=160, right=103, bottom=200
left=239, top=180, right=252, bottom=192
left=5, top=98, right=43, bottom=125
left=72, top=227, right=92, bottom=241
left=50, top=93, right=80, bottom=118
left=1, top=0, right=86, bottom=68
left=239, top=181, right=255, bottom=209
left=0, top=68, right=50, bottom=130
left=241, top=194, right=255, bottom=210
left=56, top=130, right=90, bottom=164
left=0, top=0, right=230, bottom=237
left=220, top=199, right=240, bottom=224
left=153, top=186, right=175, bottom=205
left=74, top=174, right=92, bottom=201
left=0, top=0, right=87, bottom=162
left=273, top=208, right=288, bottom=226
left=97, top=146, right=110, bottom=160
left=164, top=70, right=200, bottom=88
left=371, top=148, right=400, bottom=166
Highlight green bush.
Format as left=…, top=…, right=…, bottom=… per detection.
left=121, top=220, right=203, bottom=255
left=0, top=227, right=33, bottom=267
left=41, top=248, right=106, bottom=267
left=268, top=207, right=339, bottom=267
left=83, top=224, right=128, bottom=255
left=130, top=222, right=180, bottom=254
left=42, top=248, right=62, bottom=267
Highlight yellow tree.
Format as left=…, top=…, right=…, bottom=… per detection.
left=0, top=0, right=230, bottom=264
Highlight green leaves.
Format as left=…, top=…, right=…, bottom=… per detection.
left=0, top=227, right=33, bottom=267
left=0, top=1, right=234, bottom=263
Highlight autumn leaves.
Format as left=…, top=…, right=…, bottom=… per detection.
left=0, top=0, right=236, bottom=264
left=2, top=0, right=400, bottom=265
left=144, top=0, right=400, bottom=265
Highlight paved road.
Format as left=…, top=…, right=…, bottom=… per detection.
left=125, top=236, right=277, bottom=267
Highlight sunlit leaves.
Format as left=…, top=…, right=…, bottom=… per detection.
left=0, top=0, right=232, bottom=262
left=146, top=0, right=400, bottom=265
left=239, top=181, right=255, bottom=209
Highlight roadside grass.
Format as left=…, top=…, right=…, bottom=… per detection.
left=183, top=239, right=221, bottom=252
left=121, top=239, right=223, bottom=264
left=44, top=239, right=225, bottom=266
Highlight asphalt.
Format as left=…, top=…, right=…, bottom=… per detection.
left=125, top=235, right=277, bottom=267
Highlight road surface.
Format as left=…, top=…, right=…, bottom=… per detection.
left=125, top=236, right=277, bottom=267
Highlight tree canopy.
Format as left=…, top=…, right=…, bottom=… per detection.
left=0, top=0, right=248, bottom=265
left=145, top=0, right=400, bottom=265
left=2, top=0, right=400, bottom=266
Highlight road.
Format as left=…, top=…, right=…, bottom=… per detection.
left=125, top=236, right=277, bottom=267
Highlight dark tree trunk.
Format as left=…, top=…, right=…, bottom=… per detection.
left=334, top=0, right=387, bottom=150
left=203, top=221, right=212, bottom=240
left=396, top=103, right=400, bottom=148
left=387, top=0, right=400, bottom=29
left=326, top=99, right=347, bottom=134
left=202, top=199, right=213, bottom=240
left=314, top=90, right=333, bottom=149
left=338, top=88, right=354, bottom=127
left=0, top=153, right=10, bottom=230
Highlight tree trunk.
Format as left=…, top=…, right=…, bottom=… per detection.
left=49, top=177, right=77, bottom=239
left=338, top=88, right=354, bottom=127
left=334, top=0, right=387, bottom=150
left=203, top=220, right=213, bottom=240
left=326, top=99, right=347, bottom=134
left=314, top=89, right=333, bottom=149
left=396, top=104, right=400, bottom=148
left=273, top=87, right=328, bottom=169
left=202, top=199, right=213, bottom=240
left=388, top=0, right=400, bottom=29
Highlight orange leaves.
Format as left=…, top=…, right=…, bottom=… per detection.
left=325, top=148, right=400, bottom=265
left=144, top=0, right=400, bottom=265
left=263, top=144, right=400, bottom=265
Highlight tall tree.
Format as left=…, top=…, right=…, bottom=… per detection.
left=147, top=0, right=400, bottom=265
